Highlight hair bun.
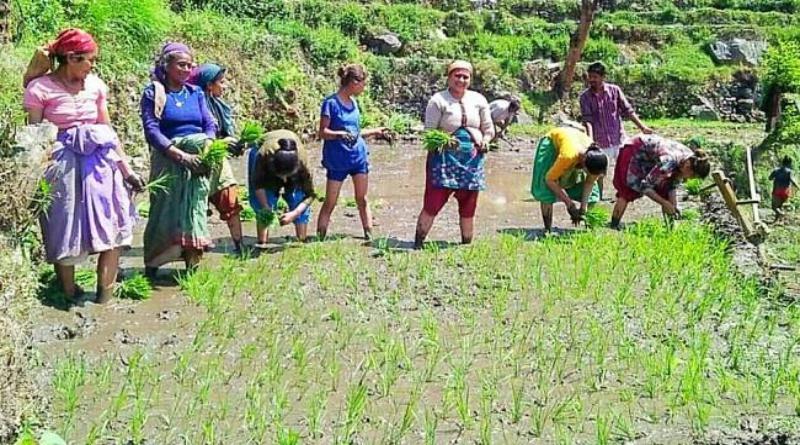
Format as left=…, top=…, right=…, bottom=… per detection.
left=693, top=148, right=708, bottom=160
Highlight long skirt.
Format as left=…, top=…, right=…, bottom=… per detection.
left=143, top=134, right=212, bottom=267
left=41, top=124, right=136, bottom=265
left=530, top=136, right=599, bottom=205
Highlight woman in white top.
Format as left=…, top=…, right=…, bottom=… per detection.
left=414, top=60, right=494, bottom=249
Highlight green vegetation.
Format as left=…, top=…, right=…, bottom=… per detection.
left=422, top=129, right=456, bottom=152
left=40, top=220, right=800, bottom=442
left=115, top=273, right=153, bottom=300
left=238, top=121, right=266, bottom=146
left=199, top=140, right=229, bottom=169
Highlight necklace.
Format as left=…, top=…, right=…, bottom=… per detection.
left=170, top=87, right=189, bottom=108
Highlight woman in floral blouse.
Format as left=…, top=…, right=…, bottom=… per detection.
left=611, top=134, right=710, bottom=228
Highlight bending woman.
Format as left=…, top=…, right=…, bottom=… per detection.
left=414, top=60, right=495, bottom=248
left=611, top=134, right=711, bottom=228
left=530, top=125, right=607, bottom=232
left=23, top=28, right=141, bottom=303
left=189, top=63, right=244, bottom=253
left=140, top=42, right=217, bottom=277
left=248, top=130, right=316, bottom=244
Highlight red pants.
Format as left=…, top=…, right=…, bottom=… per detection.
left=423, top=183, right=479, bottom=218
left=209, top=185, right=242, bottom=221
left=773, top=187, right=791, bottom=201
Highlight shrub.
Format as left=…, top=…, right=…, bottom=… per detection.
left=331, top=2, right=368, bottom=38
left=442, top=11, right=484, bottom=36
left=374, top=4, right=443, bottom=43
left=301, top=27, right=358, bottom=67
left=761, top=40, right=800, bottom=93
left=583, top=38, right=620, bottom=66
left=185, top=0, right=290, bottom=21
left=71, top=0, right=171, bottom=64
left=12, top=0, right=67, bottom=40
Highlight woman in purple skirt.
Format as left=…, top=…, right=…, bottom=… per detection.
left=23, top=29, right=141, bottom=303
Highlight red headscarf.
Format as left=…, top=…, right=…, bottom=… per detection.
left=48, top=28, right=98, bottom=56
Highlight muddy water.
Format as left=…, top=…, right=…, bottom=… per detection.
left=33, top=138, right=662, bottom=353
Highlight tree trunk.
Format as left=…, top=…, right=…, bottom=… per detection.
left=554, top=0, right=599, bottom=100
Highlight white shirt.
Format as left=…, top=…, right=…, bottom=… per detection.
left=490, top=99, right=514, bottom=123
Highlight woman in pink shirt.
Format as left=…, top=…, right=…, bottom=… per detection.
left=23, top=29, right=141, bottom=304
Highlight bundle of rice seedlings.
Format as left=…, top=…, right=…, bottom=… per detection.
left=240, top=203, right=256, bottom=221
left=256, top=209, right=279, bottom=228
left=239, top=121, right=266, bottom=145
left=115, top=273, right=152, bottom=300
left=422, top=129, right=456, bottom=152
left=584, top=206, right=611, bottom=229
left=145, top=173, right=174, bottom=195
left=199, top=140, right=229, bottom=169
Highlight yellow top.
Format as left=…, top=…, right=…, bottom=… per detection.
left=545, top=127, right=593, bottom=182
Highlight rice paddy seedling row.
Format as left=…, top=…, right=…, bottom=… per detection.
left=44, top=220, right=800, bottom=443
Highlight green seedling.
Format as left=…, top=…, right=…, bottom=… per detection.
left=115, top=273, right=152, bottom=300
left=239, top=121, right=266, bottom=145
left=584, top=206, right=611, bottom=229
left=144, top=173, right=174, bottom=195
left=422, top=129, right=456, bottom=152
left=200, top=140, right=229, bottom=169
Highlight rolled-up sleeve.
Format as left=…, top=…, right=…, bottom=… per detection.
left=140, top=88, right=171, bottom=152
left=616, top=86, right=634, bottom=118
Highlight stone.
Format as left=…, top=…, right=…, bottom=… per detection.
left=365, top=32, right=402, bottom=55
left=736, top=98, right=755, bottom=114
left=689, top=104, right=720, bottom=121
left=708, top=38, right=767, bottom=66
left=516, top=110, right=534, bottom=125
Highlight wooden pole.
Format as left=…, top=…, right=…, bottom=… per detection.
left=712, top=170, right=759, bottom=242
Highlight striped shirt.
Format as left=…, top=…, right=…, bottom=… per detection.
left=579, top=83, right=634, bottom=149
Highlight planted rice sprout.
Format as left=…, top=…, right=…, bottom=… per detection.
left=422, top=129, right=456, bottom=152
left=584, top=206, right=611, bottom=229
left=684, top=178, right=704, bottom=196
left=116, top=273, right=153, bottom=300
left=239, top=121, right=266, bottom=145
left=200, top=140, right=229, bottom=169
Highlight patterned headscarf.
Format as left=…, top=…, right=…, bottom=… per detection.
left=49, top=28, right=98, bottom=56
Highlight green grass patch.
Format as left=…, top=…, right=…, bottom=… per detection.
left=40, top=220, right=800, bottom=442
